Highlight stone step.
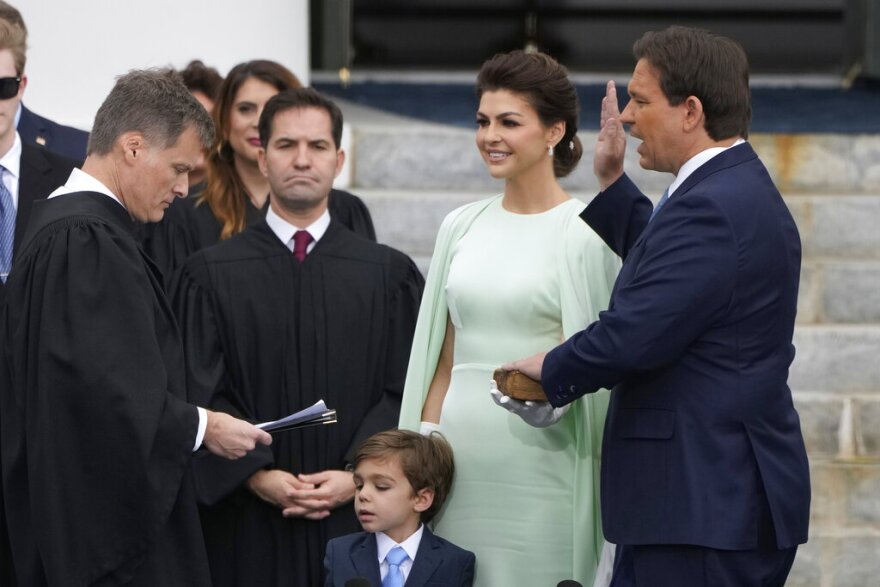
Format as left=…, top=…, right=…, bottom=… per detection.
left=361, top=190, right=880, bottom=324
left=791, top=326, right=880, bottom=394
left=348, top=121, right=880, bottom=194
left=788, top=462, right=880, bottom=587
left=799, top=260, right=880, bottom=324
left=362, top=189, right=880, bottom=259
left=795, top=392, right=880, bottom=460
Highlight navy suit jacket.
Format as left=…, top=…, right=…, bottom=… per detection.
left=543, top=143, right=810, bottom=551
left=324, top=527, right=475, bottom=586
left=17, top=104, right=89, bottom=164
left=0, top=143, right=76, bottom=302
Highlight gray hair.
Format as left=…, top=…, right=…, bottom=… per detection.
left=88, top=68, right=215, bottom=156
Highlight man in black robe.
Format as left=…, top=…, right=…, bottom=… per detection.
left=0, top=69, right=272, bottom=586
left=171, top=88, right=424, bottom=586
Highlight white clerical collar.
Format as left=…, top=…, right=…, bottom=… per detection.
left=265, top=203, right=330, bottom=252
left=48, top=167, right=125, bottom=209
left=668, top=138, right=746, bottom=197
left=376, top=524, right=424, bottom=566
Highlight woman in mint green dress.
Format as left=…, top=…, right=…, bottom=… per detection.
left=399, top=51, right=618, bottom=586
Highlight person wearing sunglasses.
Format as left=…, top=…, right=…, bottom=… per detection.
left=0, top=0, right=89, bottom=163
left=0, top=17, right=75, bottom=293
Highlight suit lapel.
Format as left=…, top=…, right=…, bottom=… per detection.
left=626, top=142, right=758, bottom=254
left=16, top=144, right=66, bottom=249
left=350, top=533, right=383, bottom=586
left=406, top=527, right=442, bottom=586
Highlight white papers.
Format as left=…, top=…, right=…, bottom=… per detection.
left=256, top=399, right=337, bottom=433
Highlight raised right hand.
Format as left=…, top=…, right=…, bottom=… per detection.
left=203, top=410, right=272, bottom=460
left=594, top=80, right=627, bottom=190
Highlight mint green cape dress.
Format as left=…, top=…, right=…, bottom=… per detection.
left=399, top=196, right=619, bottom=586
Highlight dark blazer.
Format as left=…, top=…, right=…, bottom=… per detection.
left=0, top=143, right=76, bottom=302
left=15, top=143, right=78, bottom=251
left=17, top=104, right=89, bottom=164
left=543, top=143, right=810, bottom=552
left=324, top=527, right=475, bottom=586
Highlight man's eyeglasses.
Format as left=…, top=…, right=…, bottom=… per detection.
left=0, top=77, right=22, bottom=100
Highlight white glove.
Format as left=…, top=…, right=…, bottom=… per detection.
left=489, top=381, right=570, bottom=428
left=419, top=421, right=441, bottom=436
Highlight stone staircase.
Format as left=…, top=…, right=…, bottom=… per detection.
left=340, top=105, right=880, bottom=586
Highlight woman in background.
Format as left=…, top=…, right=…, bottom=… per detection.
left=143, top=60, right=375, bottom=277
left=399, top=50, right=618, bottom=586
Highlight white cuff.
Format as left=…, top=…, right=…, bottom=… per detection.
left=194, top=407, right=208, bottom=451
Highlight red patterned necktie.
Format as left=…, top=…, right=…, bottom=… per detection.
left=292, top=230, right=313, bottom=262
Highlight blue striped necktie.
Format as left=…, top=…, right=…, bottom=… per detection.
left=648, top=188, right=670, bottom=223
left=0, top=166, right=14, bottom=283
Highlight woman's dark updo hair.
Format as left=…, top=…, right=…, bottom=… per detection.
left=476, top=50, right=583, bottom=178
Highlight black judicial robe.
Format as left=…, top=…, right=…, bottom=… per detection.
left=142, top=187, right=376, bottom=279
left=170, top=220, right=423, bottom=586
left=0, top=192, right=210, bottom=586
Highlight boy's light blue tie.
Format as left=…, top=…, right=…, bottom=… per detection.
left=383, top=546, right=408, bottom=587
left=0, top=167, right=14, bottom=283
left=648, top=188, right=670, bottom=223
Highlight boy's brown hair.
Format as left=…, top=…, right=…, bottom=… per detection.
left=354, top=429, right=455, bottom=523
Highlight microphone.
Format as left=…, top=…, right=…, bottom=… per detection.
left=345, top=578, right=372, bottom=587
left=557, top=581, right=583, bottom=587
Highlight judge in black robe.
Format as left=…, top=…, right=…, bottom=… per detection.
left=141, top=186, right=376, bottom=279
left=171, top=216, right=423, bottom=586
left=0, top=70, right=271, bottom=586
left=0, top=192, right=212, bottom=586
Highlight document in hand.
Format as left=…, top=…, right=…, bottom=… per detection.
left=256, top=399, right=337, bottom=433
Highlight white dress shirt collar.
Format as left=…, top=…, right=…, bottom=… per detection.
left=668, top=138, right=746, bottom=197
left=48, top=167, right=125, bottom=209
left=0, top=132, right=22, bottom=207
left=265, top=203, right=330, bottom=253
left=376, top=524, right=424, bottom=582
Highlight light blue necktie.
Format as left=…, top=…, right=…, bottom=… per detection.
left=648, top=188, right=670, bottom=223
left=383, top=546, right=409, bottom=587
left=0, top=166, right=14, bottom=283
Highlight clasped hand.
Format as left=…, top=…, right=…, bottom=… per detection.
left=489, top=380, right=570, bottom=428
left=247, top=469, right=355, bottom=520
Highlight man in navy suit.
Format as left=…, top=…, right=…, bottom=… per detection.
left=0, top=15, right=76, bottom=584
left=499, top=26, right=810, bottom=586
left=0, top=18, right=76, bottom=294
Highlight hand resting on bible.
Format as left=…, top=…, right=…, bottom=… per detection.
left=490, top=381, right=570, bottom=428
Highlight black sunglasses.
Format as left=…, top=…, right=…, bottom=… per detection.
left=0, top=77, right=21, bottom=100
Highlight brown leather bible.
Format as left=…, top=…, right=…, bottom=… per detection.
left=493, top=368, right=548, bottom=401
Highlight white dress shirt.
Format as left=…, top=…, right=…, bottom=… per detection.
left=667, top=138, right=746, bottom=198
left=265, top=203, right=330, bottom=251
left=376, top=525, right=424, bottom=583
left=50, top=168, right=208, bottom=451
left=0, top=132, right=23, bottom=209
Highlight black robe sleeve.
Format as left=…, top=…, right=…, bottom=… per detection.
left=342, top=250, right=424, bottom=463
left=170, top=252, right=274, bottom=505
left=328, top=189, right=377, bottom=242
left=0, top=215, right=199, bottom=585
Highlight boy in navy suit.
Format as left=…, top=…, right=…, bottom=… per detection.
left=324, top=430, right=475, bottom=586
